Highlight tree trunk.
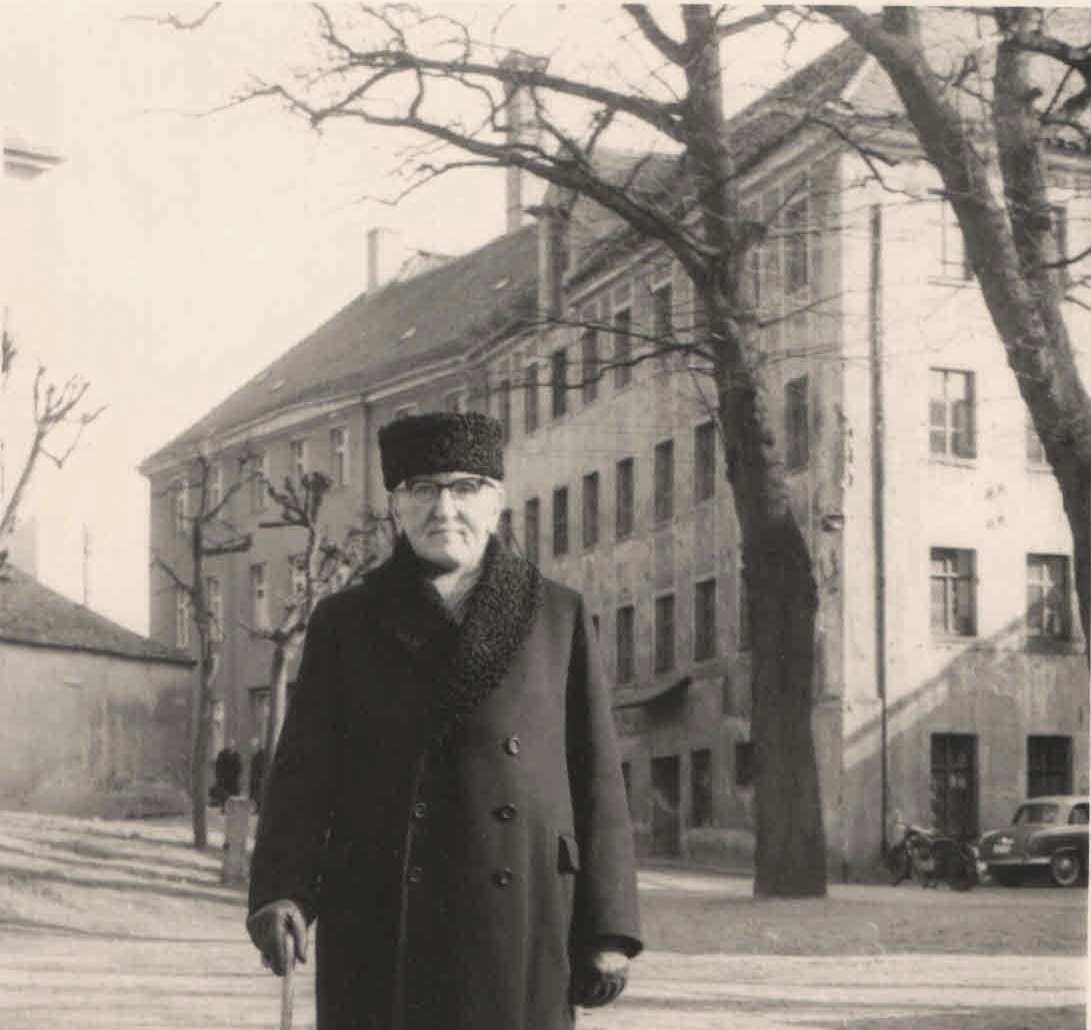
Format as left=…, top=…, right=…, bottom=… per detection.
left=190, top=650, right=213, bottom=850
left=745, top=522, right=826, bottom=895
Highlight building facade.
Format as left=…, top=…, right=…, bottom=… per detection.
left=143, top=36, right=1090, bottom=875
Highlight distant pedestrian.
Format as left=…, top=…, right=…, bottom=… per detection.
left=247, top=412, right=641, bottom=1030
left=249, top=739, right=267, bottom=813
left=213, top=741, right=242, bottom=810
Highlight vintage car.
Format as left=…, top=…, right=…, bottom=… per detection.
left=978, top=795, right=1088, bottom=887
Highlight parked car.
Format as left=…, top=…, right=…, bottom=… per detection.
left=978, top=795, right=1088, bottom=887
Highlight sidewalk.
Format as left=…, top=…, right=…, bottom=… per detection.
left=0, top=811, right=1085, bottom=1029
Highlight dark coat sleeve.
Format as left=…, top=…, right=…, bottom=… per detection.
left=565, top=597, right=643, bottom=958
left=248, top=596, right=341, bottom=922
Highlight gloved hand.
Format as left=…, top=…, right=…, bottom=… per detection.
left=246, top=900, right=308, bottom=976
left=572, top=948, right=629, bottom=1008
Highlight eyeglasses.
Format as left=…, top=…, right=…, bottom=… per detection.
left=399, top=477, right=494, bottom=505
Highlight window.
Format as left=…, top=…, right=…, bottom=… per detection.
left=524, top=498, right=540, bottom=565
left=940, top=200, right=972, bottom=280
left=1027, top=554, right=1071, bottom=640
left=552, top=487, right=569, bottom=557
left=930, top=547, right=977, bottom=636
left=206, top=576, right=223, bottom=644
left=498, top=379, right=512, bottom=444
left=581, top=472, right=600, bottom=549
left=616, top=458, right=635, bottom=540
left=743, top=200, right=762, bottom=307
left=444, top=390, right=465, bottom=413
left=929, top=369, right=976, bottom=459
left=498, top=508, right=514, bottom=548
left=621, top=761, right=632, bottom=810
left=695, top=578, right=717, bottom=661
left=249, top=453, right=268, bottom=512
left=691, top=749, right=713, bottom=828
left=613, top=307, right=632, bottom=389
left=172, top=479, right=187, bottom=535
left=330, top=427, right=348, bottom=486
left=250, top=563, right=269, bottom=631
left=785, top=376, right=810, bottom=470
left=1028, top=736, right=1072, bottom=797
left=524, top=364, right=539, bottom=434
left=208, top=463, right=223, bottom=513
left=581, top=327, right=599, bottom=405
left=654, top=440, right=674, bottom=524
left=290, top=439, right=307, bottom=484
left=735, top=740, right=754, bottom=787
left=783, top=187, right=809, bottom=293
left=175, top=588, right=190, bottom=649
left=652, top=280, right=673, bottom=338
left=738, top=574, right=751, bottom=651
left=654, top=593, right=675, bottom=673
left=1026, top=415, right=1048, bottom=466
left=694, top=421, right=717, bottom=502
left=551, top=349, right=568, bottom=419
left=616, top=605, right=636, bottom=685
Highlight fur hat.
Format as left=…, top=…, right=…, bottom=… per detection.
left=378, top=412, right=505, bottom=491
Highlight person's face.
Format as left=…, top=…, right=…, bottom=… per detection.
left=390, top=472, right=504, bottom=572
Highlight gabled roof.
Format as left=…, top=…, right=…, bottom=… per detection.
left=0, top=566, right=193, bottom=666
left=141, top=223, right=539, bottom=471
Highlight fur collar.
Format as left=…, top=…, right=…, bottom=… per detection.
left=371, top=534, right=543, bottom=741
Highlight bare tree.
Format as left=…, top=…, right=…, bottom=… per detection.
left=254, top=470, right=392, bottom=760
left=152, top=452, right=253, bottom=849
left=817, top=7, right=1091, bottom=651
left=0, top=330, right=105, bottom=569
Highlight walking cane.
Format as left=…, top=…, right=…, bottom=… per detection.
left=280, top=953, right=295, bottom=1030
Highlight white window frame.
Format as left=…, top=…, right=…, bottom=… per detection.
left=330, top=426, right=349, bottom=486
left=250, top=563, right=269, bottom=631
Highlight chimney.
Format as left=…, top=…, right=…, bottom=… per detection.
left=367, top=227, right=406, bottom=292
left=500, top=54, right=542, bottom=235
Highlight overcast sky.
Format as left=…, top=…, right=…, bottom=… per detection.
left=1, top=2, right=844, bottom=633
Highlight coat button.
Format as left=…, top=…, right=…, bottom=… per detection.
left=412, top=801, right=428, bottom=820
left=492, top=868, right=514, bottom=888
left=495, top=803, right=517, bottom=822
left=407, top=866, right=423, bottom=884
left=503, top=735, right=521, bottom=756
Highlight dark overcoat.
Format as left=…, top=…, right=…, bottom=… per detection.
left=249, top=538, right=642, bottom=1030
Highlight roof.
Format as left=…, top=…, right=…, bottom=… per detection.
left=141, top=224, right=539, bottom=471
left=567, top=37, right=870, bottom=287
left=0, top=566, right=193, bottom=666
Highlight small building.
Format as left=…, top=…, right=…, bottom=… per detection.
left=0, top=566, right=193, bottom=817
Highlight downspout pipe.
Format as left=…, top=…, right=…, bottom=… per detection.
left=869, top=203, right=890, bottom=857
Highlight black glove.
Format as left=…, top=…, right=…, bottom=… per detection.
left=571, top=949, right=629, bottom=1008
left=246, top=900, right=308, bottom=976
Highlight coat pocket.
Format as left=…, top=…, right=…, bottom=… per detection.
left=557, top=832, right=581, bottom=874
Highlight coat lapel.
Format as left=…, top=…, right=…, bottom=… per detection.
left=370, top=535, right=543, bottom=742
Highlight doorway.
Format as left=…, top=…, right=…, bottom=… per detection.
left=650, top=754, right=681, bottom=856
left=930, top=733, right=978, bottom=839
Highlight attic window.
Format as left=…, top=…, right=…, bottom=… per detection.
left=493, top=277, right=510, bottom=291
left=401, top=326, right=417, bottom=340
left=270, top=379, right=286, bottom=392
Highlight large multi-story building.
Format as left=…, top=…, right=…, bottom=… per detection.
left=142, top=35, right=1090, bottom=876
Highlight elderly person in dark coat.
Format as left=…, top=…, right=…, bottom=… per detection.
left=247, top=412, right=642, bottom=1030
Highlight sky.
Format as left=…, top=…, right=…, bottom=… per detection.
left=1, top=2, right=844, bottom=634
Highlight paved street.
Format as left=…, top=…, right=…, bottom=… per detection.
left=0, top=812, right=1085, bottom=1029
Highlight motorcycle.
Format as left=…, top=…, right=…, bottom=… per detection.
left=887, top=822, right=979, bottom=891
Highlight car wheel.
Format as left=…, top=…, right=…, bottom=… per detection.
left=990, top=867, right=1021, bottom=887
left=1049, top=851, right=1083, bottom=888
